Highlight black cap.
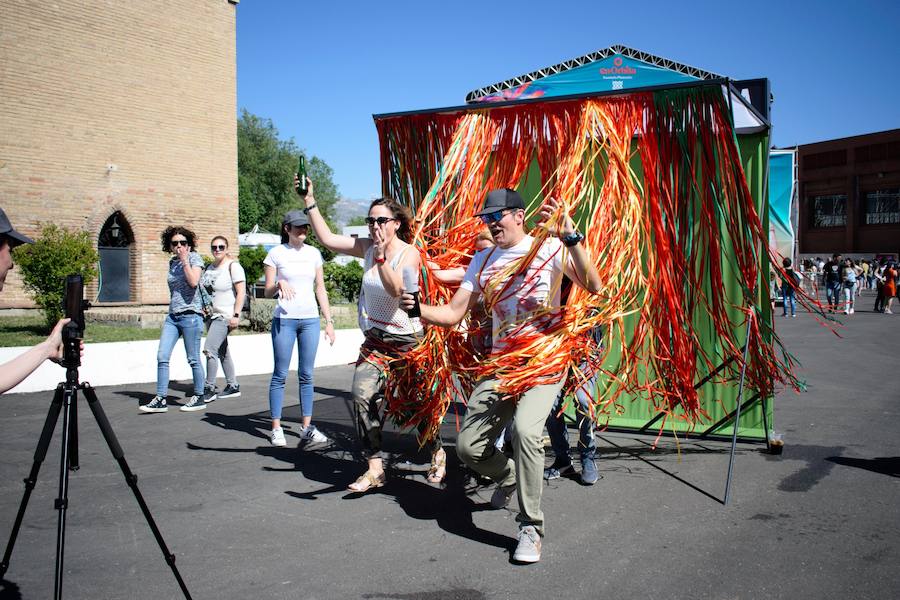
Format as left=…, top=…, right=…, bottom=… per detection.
left=282, top=209, right=309, bottom=227
left=475, top=189, right=526, bottom=216
left=0, top=208, right=33, bottom=247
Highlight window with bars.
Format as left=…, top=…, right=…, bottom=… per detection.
left=809, top=194, right=847, bottom=228
left=863, top=188, right=900, bottom=225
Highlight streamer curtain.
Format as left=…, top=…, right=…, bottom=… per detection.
left=374, top=86, right=809, bottom=444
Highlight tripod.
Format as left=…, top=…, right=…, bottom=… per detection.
left=0, top=336, right=192, bottom=599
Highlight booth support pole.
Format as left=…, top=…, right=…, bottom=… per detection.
left=724, top=310, right=754, bottom=506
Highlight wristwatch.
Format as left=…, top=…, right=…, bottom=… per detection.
left=562, top=230, right=584, bottom=247
left=233, top=313, right=240, bottom=318
left=302, top=203, right=317, bottom=214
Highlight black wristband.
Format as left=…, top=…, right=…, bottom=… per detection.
left=562, top=231, right=584, bottom=247
left=302, top=203, right=317, bottom=215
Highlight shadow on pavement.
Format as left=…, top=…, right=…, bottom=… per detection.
left=826, top=455, right=900, bottom=478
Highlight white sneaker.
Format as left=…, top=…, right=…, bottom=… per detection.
left=513, top=526, right=542, bottom=563
left=849, top=308, right=855, bottom=314
left=270, top=427, right=286, bottom=447
left=299, top=424, right=329, bottom=444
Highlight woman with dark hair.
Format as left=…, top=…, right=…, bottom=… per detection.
left=140, top=226, right=206, bottom=413
left=295, top=175, right=445, bottom=491
left=200, top=235, right=246, bottom=401
left=263, top=210, right=336, bottom=447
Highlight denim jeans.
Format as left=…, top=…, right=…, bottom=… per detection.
left=781, top=285, right=796, bottom=316
left=546, top=370, right=597, bottom=462
left=269, top=317, right=320, bottom=420
left=156, top=312, right=205, bottom=397
left=826, top=282, right=842, bottom=308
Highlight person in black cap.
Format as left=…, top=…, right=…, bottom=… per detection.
left=401, top=188, right=602, bottom=564
left=0, top=207, right=78, bottom=393
left=262, top=208, right=336, bottom=448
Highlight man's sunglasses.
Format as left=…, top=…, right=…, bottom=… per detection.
left=211, top=244, right=227, bottom=251
left=479, top=209, right=511, bottom=225
left=171, top=239, right=190, bottom=247
left=365, top=216, right=396, bottom=226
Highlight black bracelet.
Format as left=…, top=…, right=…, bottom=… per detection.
left=302, top=203, right=317, bottom=215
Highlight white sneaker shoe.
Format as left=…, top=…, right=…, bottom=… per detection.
left=513, top=526, right=542, bottom=563
left=299, top=424, right=329, bottom=444
left=849, top=308, right=855, bottom=314
left=270, top=427, right=286, bottom=447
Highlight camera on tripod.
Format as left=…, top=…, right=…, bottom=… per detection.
left=61, top=274, right=90, bottom=369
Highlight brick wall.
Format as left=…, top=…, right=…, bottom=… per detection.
left=0, top=0, right=238, bottom=307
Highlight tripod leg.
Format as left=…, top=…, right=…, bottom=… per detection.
left=67, top=392, right=79, bottom=472
left=81, top=383, right=193, bottom=600
left=0, top=385, right=64, bottom=578
left=53, top=384, right=77, bottom=600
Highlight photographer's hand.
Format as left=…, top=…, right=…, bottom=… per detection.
left=0, top=318, right=83, bottom=393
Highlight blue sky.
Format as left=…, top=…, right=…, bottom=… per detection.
left=236, top=0, right=900, bottom=201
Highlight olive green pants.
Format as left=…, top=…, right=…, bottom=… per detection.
left=456, top=375, right=564, bottom=537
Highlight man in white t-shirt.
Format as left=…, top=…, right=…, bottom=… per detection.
left=401, top=189, right=601, bottom=564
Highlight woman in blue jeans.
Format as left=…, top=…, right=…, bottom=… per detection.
left=263, top=209, right=335, bottom=447
left=140, top=226, right=207, bottom=413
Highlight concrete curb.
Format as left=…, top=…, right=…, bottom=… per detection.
left=0, top=328, right=365, bottom=394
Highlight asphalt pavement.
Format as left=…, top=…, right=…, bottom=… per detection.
left=0, top=290, right=898, bottom=599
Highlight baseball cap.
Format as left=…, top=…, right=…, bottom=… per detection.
left=474, top=189, right=526, bottom=216
left=282, top=209, right=310, bottom=227
left=0, top=208, right=33, bottom=247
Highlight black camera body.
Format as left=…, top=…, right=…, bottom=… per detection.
left=62, top=274, right=89, bottom=369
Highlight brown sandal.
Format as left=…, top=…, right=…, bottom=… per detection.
left=348, top=470, right=386, bottom=492
left=426, top=449, right=447, bottom=484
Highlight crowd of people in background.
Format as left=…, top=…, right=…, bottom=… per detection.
left=794, top=253, right=898, bottom=316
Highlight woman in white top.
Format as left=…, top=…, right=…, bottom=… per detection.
left=263, top=210, right=336, bottom=447
left=200, top=236, right=246, bottom=401
left=295, top=175, right=445, bottom=492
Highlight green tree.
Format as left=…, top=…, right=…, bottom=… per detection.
left=237, top=244, right=268, bottom=303
left=13, top=224, right=99, bottom=329
left=323, top=260, right=363, bottom=303
left=347, top=215, right=368, bottom=226
left=237, top=109, right=340, bottom=235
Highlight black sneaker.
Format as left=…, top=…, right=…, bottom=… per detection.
left=179, top=395, right=206, bottom=412
left=218, top=384, right=241, bottom=399
left=139, top=396, right=167, bottom=414
left=202, top=387, right=218, bottom=403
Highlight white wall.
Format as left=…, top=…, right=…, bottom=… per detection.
left=0, top=329, right=364, bottom=394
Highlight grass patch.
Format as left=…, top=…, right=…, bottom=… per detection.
left=0, top=305, right=360, bottom=347
left=0, top=315, right=163, bottom=346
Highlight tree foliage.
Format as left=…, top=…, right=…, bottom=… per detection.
left=12, top=224, right=99, bottom=329
left=323, top=260, right=363, bottom=303
left=237, top=244, right=268, bottom=292
left=237, top=109, right=339, bottom=235
left=347, top=215, right=369, bottom=226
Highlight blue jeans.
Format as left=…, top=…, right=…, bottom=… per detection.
left=546, top=369, right=597, bottom=462
left=781, top=285, right=796, bottom=316
left=156, top=312, right=205, bottom=397
left=269, top=317, right=320, bottom=420
left=825, top=282, right=842, bottom=309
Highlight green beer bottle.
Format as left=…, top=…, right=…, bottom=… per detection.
left=297, top=155, right=309, bottom=197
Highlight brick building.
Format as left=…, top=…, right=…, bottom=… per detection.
left=798, top=128, right=900, bottom=259
left=0, top=0, right=239, bottom=308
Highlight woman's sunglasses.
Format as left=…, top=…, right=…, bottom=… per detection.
left=171, top=239, right=189, bottom=247
left=365, top=216, right=396, bottom=226
left=211, top=244, right=227, bottom=251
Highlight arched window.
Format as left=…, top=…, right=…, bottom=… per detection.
left=98, top=212, right=133, bottom=302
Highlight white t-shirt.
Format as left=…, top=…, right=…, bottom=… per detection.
left=263, top=243, right=323, bottom=320
left=202, top=260, right=247, bottom=319
left=461, top=235, right=569, bottom=355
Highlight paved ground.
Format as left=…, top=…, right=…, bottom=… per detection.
left=0, top=290, right=898, bottom=599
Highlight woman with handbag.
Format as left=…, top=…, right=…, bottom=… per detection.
left=140, top=226, right=207, bottom=413
left=200, top=235, right=246, bottom=402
